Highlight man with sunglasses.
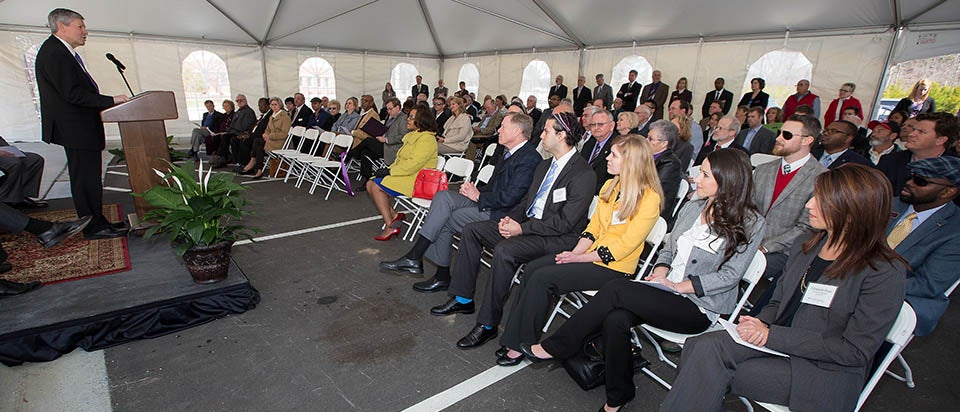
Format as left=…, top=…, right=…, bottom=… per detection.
left=813, top=120, right=871, bottom=169
left=888, top=157, right=960, bottom=336
left=748, top=114, right=828, bottom=314
left=878, top=112, right=959, bottom=197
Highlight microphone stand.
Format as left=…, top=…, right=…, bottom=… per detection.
left=114, top=64, right=135, bottom=97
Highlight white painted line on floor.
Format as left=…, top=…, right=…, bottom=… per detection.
left=103, top=186, right=132, bottom=193
left=0, top=350, right=112, bottom=412
left=106, top=171, right=129, bottom=176
left=401, top=362, right=530, bottom=412
left=240, top=178, right=281, bottom=185
left=234, top=215, right=383, bottom=245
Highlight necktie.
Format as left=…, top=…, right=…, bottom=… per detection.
left=716, top=90, right=721, bottom=101
left=589, top=140, right=604, bottom=163
left=385, top=117, right=395, bottom=128
left=74, top=52, right=99, bottom=93
left=503, top=150, right=512, bottom=161
left=887, top=212, right=918, bottom=248
left=526, top=162, right=560, bottom=218
left=820, top=154, right=833, bottom=168
left=783, top=163, right=792, bottom=174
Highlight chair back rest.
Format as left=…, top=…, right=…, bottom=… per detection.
left=286, top=125, right=309, bottom=151
left=476, top=164, right=495, bottom=184
left=587, top=196, right=600, bottom=219
left=729, top=252, right=767, bottom=319
left=673, top=180, right=689, bottom=217
left=301, top=128, right=322, bottom=155
left=854, top=302, right=917, bottom=412
left=318, top=131, right=337, bottom=158
left=750, top=153, right=780, bottom=168
left=945, top=278, right=960, bottom=297
left=480, top=143, right=499, bottom=166
left=332, top=134, right=354, bottom=156
left=635, top=217, right=669, bottom=277
left=443, top=156, right=475, bottom=180
left=436, top=156, right=446, bottom=170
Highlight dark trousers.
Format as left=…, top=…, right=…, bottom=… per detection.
left=499, top=256, right=627, bottom=350
left=349, top=137, right=384, bottom=178
left=659, top=330, right=791, bottom=411
left=63, top=147, right=108, bottom=230
left=250, top=137, right=266, bottom=170
left=747, top=251, right=790, bottom=316
left=540, top=278, right=710, bottom=407
left=0, top=152, right=44, bottom=203
left=448, top=220, right=572, bottom=327
left=230, top=136, right=254, bottom=167
left=216, top=134, right=235, bottom=162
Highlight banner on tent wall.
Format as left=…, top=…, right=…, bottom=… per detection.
left=894, top=28, right=960, bottom=64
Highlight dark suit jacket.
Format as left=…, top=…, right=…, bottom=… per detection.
left=572, top=86, right=592, bottom=116
left=640, top=82, right=669, bottom=120
left=636, top=120, right=651, bottom=138
left=412, top=83, right=429, bottom=99
left=878, top=150, right=960, bottom=196
left=655, top=149, right=683, bottom=222
left=466, top=104, right=480, bottom=123
left=738, top=91, right=770, bottom=109
left=594, top=84, right=613, bottom=110
left=477, top=141, right=542, bottom=221
left=734, top=127, right=776, bottom=155
left=814, top=148, right=872, bottom=169
left=527, top=107, right=542, bottom=126
left=226, top=105, right=257, bottom=136
left=309, top=109, right=330, bottom=130
left=757, top=236, right=905, bottom=412
left=617, top=81, right=643, bottom=111
left=694, top=140, right=749, bottom=166
left=549, top=84, right=568, bottom=99
left=506, top=152, right=596, bottom=245
left=250, top=111, right=271, bottom=139
left=35, top=36, right=116, bottom=150
left=290, top=105, right=313, bottom=128
left=670, top=89, right=693, bottom=104
left=893, top=97, right=935, bottom=115
left=702, top=89, right=734, bottom=117
left=201, top=111, right=225, bottom=131
left=580, top=135, right=614, bottom=194
left=889, top=200, right=960, bottom=336
left=434, top=109, right=452, bottom=137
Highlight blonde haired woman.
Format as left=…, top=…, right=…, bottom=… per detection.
left=616, top=111, right=639, bottom=136
left=242, top=97, right=289, bottom=179
left=893, top=79, right=936, bottom=117
left=496, top=134, right=663, bottom=366
left=438, top=96, right=474, bottom=155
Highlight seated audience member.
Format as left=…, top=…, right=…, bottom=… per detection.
left=893, top=79, right=936, bottom=118
left=792, top=104, right=814, bottom=117
left=634, top=104, right=653, bottom=137
left=593, top=98, right=608, bottom=110
left=611, top=98, right=624, bottom=119
left=0, top=136, right=45, bottom=209
left=824, top=82, right=863, bottom=127
left=889, top=157, right=960, bottom=336
left=734, top=105, right=749, bottom=130
left=0, top=202, right=91, bottom=294
left=582, top=110, right=617, bottom=193
left=525, top=95, right=542, bottom=125
left=764, top=107, right=784, bottom=136
left=814, top=120, right=872, bottom=169
left=661, top=164, right=905, bottom=412
left=365, top=104, right=439, bottom=241
left=838, top=108, right=871, bottom=156
left=308, top=97, right=330, bottom=130
left=523, top=148, right=765, bottom=412
left=887, top=110, right=908, bottom=127
left=212, top=95, right=256, bottom=169
left=188, top=99, right=223, bottom=159
left=283, top=97, right=295, bottom=118
left=670, top=115, right=694, bottom=168
left=738, top=77, right=770, bottom=109
left=532, top=95, right=562, bottom=145
left=703, top=112, right=723, bottom=142
left=866, top=120, right=900, bottom=165
left=668, top=99, right=704, bottom=161
left=735, top=106, right=776, bottom=154
left=748, top=115, right=829, bottom=313
left=464, top=94, right=480, bottom=122
left=323, top=100, right=342, bottom=131
left=255, top=98, right=291, bottom=177
left=432, top=96, right=452, bottom=137
left=645, top=121, right=684, bottom=222
left=379, top=112, right=541, bottom=291
left=330, top=97, right=361, bottom=135
left=234, top=97, right=272, bottom=175
left=467, top=100, right=504, bottom=160
left=416, top=92, right=429, bottom=105
left=351, top=95, right=381, bottom=147
left=206, top=99, right=235, bottom=156
left=616, top=112, right=638, bottom=137
left=694, top=116, right=748, bottom=166
left=497, top=135, right=663, bottom=366
left=349, top=98, right=408, bottom=186
left=431, top=112, right=596, bottom=350
left=289, top=93, right=313, bottom=129
left=878, top=112, right=959, bottom=196
left=699, top=101, right=724, bottom=131
left=438, top=96, right=473, bottom=155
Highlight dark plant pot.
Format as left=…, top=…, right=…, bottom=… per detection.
left=181, top=241, right=232, bottom=284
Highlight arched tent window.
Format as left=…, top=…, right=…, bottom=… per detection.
left=391, top=63, right=420, bottom=101
left=519, top=60, right=551, bottom=109
left=743, top=50, right=813, bottom=109
left=181, top=50, right=232, bottom=121
left=458, top=63, right=480, bottom=96
left=612, top=56, right=653, bottom=90
left=299, top=57, right=336, bottom=100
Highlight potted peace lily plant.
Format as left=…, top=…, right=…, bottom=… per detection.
left=138, top=159, right=256, bottom=283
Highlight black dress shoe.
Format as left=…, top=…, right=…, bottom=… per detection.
left=519, top=343, right=551, bottom=363
left=83, top=225, right=129, bottom=241
left=457, top=324, right=498, bottom=349
left=379, top=257, right=423, bottom=274
left=497, top=352, right=525, bottom=366
left=495, top=346, right=509, bottom=358
left=110, top=221, right=128, bottom=230
left=9, top=198, right=49, bottom=210
left=37, top=216, right=92, bottom=248
left=430, top=297, right=474, bottom=316
left=0, top=279, right=42, bottom=297
left=413, top=276, right=449, bottom=293
left=0, top=261, right=11, bottom=274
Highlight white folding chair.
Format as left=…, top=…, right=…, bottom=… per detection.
left=282, top=129, right=322, bottom=183
left=587, top=196, right=599, bottom=219
left=750, top=153, right=780, bottom=168
left=479, top=143, right=498, bottom=167
left=436, top=156, right=446, bottom=170
left=475, top=164, right=495, bottom=185
left=264, top=125, right=307, bottom=176
left=403, top=157, right=475, bottom=241
left=541, top=217, right=670, bottom=333
left=672, top=180, right=689, bottom=218
left=300, top=134, right=354, bottom=198
left=755, top=302, right=917, bottom=412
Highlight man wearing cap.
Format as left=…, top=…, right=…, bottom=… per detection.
left=878, top=112, right=959, bottom=196
left=866, top=120, right=900, bottom=165
left=887, top=157, right=960, bottom=336
left=308, top=97, right=330, bottom=130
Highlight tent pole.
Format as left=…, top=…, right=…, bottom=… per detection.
left=870, top=27, right=901, bottom=120
left=578, top=48, right=585, bottom=77
left=692, top=37, right=703, bottom=96
left=260, top=46, right=269, bottom=97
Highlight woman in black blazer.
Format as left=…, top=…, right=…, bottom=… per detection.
left=893, top=79, right=936, bottom=118
left=670, top=77, right=693, bottom=104
left=661, top=164, right=906, bottom=412
left=738, top=77, right=769, bottom=109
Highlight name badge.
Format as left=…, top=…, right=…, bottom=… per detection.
left=552, top=188, right=567, bottom=203
left=612, top=211, right=627, bottom=225
left=801, top=283, right=838, bottom=308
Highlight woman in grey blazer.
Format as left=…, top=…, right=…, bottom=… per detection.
left=521, top=149, right=765, bottom=412
left=661, top=164, right=907, bottom=412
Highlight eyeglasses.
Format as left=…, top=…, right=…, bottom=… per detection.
left=434, top=102, right=444, bottom=106
left=588, top=121, right=611, bottom=128
left=822, top=128, right=849, bottom=136
left=839, top=89, right=853, bottom=93
left=910, top=173, right=951, bottom=187
left=778, top=130, right=808, bottom=140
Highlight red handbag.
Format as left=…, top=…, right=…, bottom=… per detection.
left=412, top=169, right=448, bottom=200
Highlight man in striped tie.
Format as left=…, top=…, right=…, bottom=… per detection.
left=887, top=157, right=960, bottom=336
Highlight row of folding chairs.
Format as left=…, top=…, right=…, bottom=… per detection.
left=264, top=127, right=357, bottom=199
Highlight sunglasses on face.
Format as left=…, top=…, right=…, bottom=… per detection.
left=910, top=173, right=951, bottom=187
left=778, top=130, right=805, bottom=140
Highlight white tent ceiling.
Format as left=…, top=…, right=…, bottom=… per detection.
left=1, top=0, right=958, bottom=57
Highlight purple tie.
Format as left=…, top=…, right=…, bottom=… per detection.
left=74, top=52, right=99, bottom=93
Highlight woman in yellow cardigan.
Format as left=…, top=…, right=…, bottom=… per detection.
left=496, top=134, right=663, bottom=366
left=366, top=103, right=439, bottom=241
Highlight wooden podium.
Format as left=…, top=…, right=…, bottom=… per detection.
left=101, top=91, right=178, bottom=220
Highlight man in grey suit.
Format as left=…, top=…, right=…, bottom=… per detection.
left=735, top=106, right=776, bottom=154
left=749, top=114, right=828, bottom=313
left=594, top=74, right=614, bottom=112
left=571, top=75, right=592, bottom=117
left=382, top=98, right=409, bottom=164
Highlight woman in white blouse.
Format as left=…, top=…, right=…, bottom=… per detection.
left=437, top=96, right=474, bottom=155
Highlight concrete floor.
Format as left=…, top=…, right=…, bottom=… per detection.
left=1, top=141, right=958, bottom=411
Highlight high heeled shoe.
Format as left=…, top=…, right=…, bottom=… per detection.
left=374, top=227, right=401, bottom=241
left=388, top=212, right=406, bottom=228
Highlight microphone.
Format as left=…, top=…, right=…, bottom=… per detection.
left=106, top=53, right=126, bottom=71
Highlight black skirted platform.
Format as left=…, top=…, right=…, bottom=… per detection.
left=0, top=232, right=260, bottom=366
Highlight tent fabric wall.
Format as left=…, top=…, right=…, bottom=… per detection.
left=894, top=27, right=960, bottom=64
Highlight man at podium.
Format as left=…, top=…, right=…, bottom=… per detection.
left=35, top=8, right=130, bottom=240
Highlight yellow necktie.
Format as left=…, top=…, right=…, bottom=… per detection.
left=887, top=212, right=918, bottom=249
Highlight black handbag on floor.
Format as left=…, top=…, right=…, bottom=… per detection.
left=561, top=335, right=649, bottom=391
